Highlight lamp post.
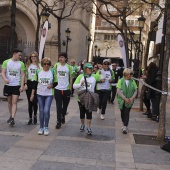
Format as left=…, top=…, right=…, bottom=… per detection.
left=41, top=10, right=50, bottom=24
left=94, top=45, right=98, bottom=57
left=137, top=15, right=146, bottom=63
left=65, top=28, right=71, bottom=55
left=87, top=36, right=92, bottom=62
left=129, top=31, right=135, bottom=67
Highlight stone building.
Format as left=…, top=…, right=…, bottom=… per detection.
left=0, top=0, right=92, bottom=65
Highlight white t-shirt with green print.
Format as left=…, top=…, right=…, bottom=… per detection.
left=2, top=59, right=25, bottom=86
left=53, top=63, right=73, bottom=90
left=26, top=64, right=40, bottom=81
left=35, top=69, right=54, bottom=96
left=73, top=74, right=100, bottom=93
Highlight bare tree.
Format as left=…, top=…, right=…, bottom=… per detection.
left=37, top=0, right=77, bottom=54
left=83, top=0, right=145, bottom=67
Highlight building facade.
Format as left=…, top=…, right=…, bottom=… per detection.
left=0, top=0, right=92, bottom=64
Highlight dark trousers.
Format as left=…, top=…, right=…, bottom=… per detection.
left=26, top=83, right=38, bottom=119
left=78, top=102, right=92, bottom=120
left=111, top=86, right=117, bottom=103
left=54, top=89, right=71, bottom=124
left=71, top=78, right=76, bottom=95
left=97, top=90, right=111, bottom=115
left=120, top=104, right=131, bottom=127
left=143, top=91, right=151, bottom=112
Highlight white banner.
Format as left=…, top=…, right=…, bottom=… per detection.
left=39, top=21, right=49, bottom=62
left=117, top=34, right=127, bottom=68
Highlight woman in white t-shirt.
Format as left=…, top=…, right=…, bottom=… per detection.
left=30, top=57, right=55, bottom=136
left=24, top=51, right=40, bottom=125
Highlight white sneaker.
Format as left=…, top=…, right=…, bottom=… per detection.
left=44, top=127, right=49, bottom=136
left=97, top=108, right=101, bottom=114
left=122, top=126, right=128, bottom=134
left=38, top=128, right=44, bottom=135
left=100, top=114, right=105, bottom=120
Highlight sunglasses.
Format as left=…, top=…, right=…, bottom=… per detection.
left=94, top=67, right=98, bottom=68
left=43, top=63, right=50, bottom=66
left=31, top=55, right=37, bottom=58
left=104, top=63, right=110, bottom=65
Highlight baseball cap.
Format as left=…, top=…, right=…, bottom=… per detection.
left=83, top=63, right=93, bottom=69
left=103, top=59, right=110, bottom=64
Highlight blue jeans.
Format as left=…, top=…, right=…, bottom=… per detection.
left=37, top=95, right=53, bottom=128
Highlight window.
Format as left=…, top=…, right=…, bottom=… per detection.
left=104, top=34, right=115, bottom=41
left=103, top=5, right=117, bottom=12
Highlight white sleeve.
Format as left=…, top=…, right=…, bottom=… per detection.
left=73, top=83, right=81, bottom=89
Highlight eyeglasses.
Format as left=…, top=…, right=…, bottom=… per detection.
left=104, top=63, right=110, bottom=65
left=43, top=63, right=50, bottom=66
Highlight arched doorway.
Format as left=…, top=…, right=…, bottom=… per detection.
left=0, top=25, right=17, bottom=63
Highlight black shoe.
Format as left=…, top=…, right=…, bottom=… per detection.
left=151, top=116, right=157, bottom=121
left=61, top=117, right=65, bottom=124
left=9, top=118, right=15, bottom=126
left=56, top=123, right=61, bottom=129
left=7, top=117, right=12, bottom=123
left=27, top=119, right=32, bottom=125
left=111, top=101, right=114, bottom=104
left=142, top=111, right=149, bottom=115
left=147, top=113, right=152, bottom=118
left=33, top=116, right=37, bottom=124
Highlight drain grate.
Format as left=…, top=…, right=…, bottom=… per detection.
left=133, top=134, right=161, bottom=146
left=86, top=134, right=113, bottom=141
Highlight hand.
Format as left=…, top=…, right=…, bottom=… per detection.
left=81, top=80, right=85, bottom=86
left=129, top=97, right=134, bottom=103
left=100, top=79, right=105, bottom=83
left=47, top=84, right=53, bottom=89
left=30, top=95, right=34, bottom=102
left=24, top=84, right=28, bottom=90
left=4, top=78, right=9, bottom=84
left=19, top=86, right=24, bottom=92
left=109, top=79, right=112, bottom=83
left=124, top=98, right=130, bottom=104
left=141, top=75, right=147, bottom=79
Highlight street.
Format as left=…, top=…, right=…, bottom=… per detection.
left=0, top=76, right=170, bottom=170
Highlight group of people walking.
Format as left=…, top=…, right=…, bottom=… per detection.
left=1, top=48, right=138, bottom=136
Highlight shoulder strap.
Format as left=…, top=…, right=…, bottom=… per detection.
left=84, top=76, right=88, bottom=93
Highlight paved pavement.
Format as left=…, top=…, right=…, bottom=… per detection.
left=0, top=76, right=170, bottom=170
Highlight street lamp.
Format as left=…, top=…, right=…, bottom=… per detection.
left=87, top=36, right=92, bottom=62
left=65, top=28, right=71, bottom=55
left=41, top=10, right=50, bottom=23
left=137, top=15, right=146, bottom=62
left=94, top=45, right=98, bottom=57
left=129, top=31, right=135, bottom=67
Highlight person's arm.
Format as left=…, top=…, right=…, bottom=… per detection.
left=20, top=70, right=25, bottom=92
left=117, top=88, right=130, bottom=104
left=73, top=75, right=83, bottom=89
left=24, top=69, right=28, bottom=90
left=1, top=68, right=9, bottom=84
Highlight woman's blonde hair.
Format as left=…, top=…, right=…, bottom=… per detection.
left=26, top=51, right=40, bottom=69
left=41, top=57, right=51, bottom=67
left=123, top=68, right=133, bottom=77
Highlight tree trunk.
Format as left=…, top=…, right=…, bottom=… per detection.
left=58, top=18, right=61, bottom=54
left=10, top=0, right=16, bottom=51
left=157, top=0, right=169, bottom=142
left=35, top=3, right=41, bottom=52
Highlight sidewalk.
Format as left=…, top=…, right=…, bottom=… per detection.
left=0, top=76, right=170, bottom=170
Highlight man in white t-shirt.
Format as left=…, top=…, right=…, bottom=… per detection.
left=53, top=52, right=73, bottom=129
left=1, top=48, right=25, bottom=126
